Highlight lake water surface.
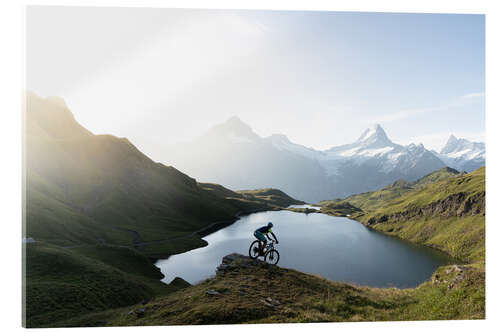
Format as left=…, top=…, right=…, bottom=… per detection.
left=155, top=208, right=453, bottom=288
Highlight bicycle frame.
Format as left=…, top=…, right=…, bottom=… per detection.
left=262, top=240, right=276, bottom=252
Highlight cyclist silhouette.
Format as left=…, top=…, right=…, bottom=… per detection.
left=253, top=222, right=279, bottom=255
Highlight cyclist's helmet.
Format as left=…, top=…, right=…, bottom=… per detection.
left=268, top=222, right=273, bottom=228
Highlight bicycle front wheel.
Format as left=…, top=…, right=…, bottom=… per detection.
left=249, top=240, right=261, bottom=259
left=264, top=249, right=280, bottom=265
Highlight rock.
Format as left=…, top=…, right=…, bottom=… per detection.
left=445, top=265, right=464, bottom=274
left=22, top=237, right=36, bottom=243
left=128, top=310, right=134, bottom=315
left=217, top=253, right=268, bottom=275
left=222, top=253, right=265, bottom=266
left=445, top=265, right=468, bottom=289
left=216, top=264, right=230, bottom=275
left=135, top=308, right=145, bottom=317
left=170, top=277, right=191, bottom=289
left=206, top=289, right=221, bottom=296
left=260, top=299, right=275, bottom=308
left=266, top=297, right=281, bottom=306
left=222, top=253, right=246, bottom=264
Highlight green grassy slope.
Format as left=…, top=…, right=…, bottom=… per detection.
left=24, top=92, right=304, bottom=327
left=23, top=242, right=184, bottom=327
left=23, top=93, right=484, bottom=326
left=51, top=255, right=484, bottom=327
left=321, top=167, right=485, bottom=263
left=320, top=167, right=461, bottom=214
left=357, top=167, right=485, bottom=263
left=237, top=188, right=305, bottom=207
left=25, top=92, right=301, bottom=250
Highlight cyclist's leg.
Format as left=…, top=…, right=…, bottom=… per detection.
left=255, top=231, right=266, bottom=255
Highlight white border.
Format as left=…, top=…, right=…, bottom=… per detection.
left=1, top=1, right=499, bottom=333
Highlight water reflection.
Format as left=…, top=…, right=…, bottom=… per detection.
left=156, top=208, right=453, bottom=288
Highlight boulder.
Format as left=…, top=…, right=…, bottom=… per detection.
left=206, top=289, right=221, bottom=296
left=135, top=308, right=145, bottom=317
left=170, top=277, right=191, bottom=289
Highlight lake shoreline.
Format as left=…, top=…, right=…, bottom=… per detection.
left=318, top=208, right=468, bottom=265
left=155, top=206, right=455, bottom=288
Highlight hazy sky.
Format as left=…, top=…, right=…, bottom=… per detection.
left=26, top=6, right=485, bottom=160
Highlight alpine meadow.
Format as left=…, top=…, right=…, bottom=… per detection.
left=23, top=7, right=485, bottom=328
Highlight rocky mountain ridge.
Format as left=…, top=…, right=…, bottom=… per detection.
left=162, top=117, right=483, bottom=202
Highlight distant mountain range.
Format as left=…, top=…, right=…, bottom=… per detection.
left=163, top=117, right=485, bottom=202
left=432, top=135, right=485, bottom=173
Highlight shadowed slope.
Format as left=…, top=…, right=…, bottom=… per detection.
left=23, top=93, right=302, bottom=327
left=25, top=92, right=300, bottom=249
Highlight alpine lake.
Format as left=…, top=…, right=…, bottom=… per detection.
left=155, top=206, right=454, bottom=288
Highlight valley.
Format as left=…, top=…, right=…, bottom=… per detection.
left=23, top=93, right=303, bottom=327
left=23, top=93, right=485, bottom=327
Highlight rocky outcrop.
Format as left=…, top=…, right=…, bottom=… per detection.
left=431, top=264, right=476, bottom=290
left=169, top=277, right=191, bottom=289
left=216, top=253, right=269, bottom=276
left=367, top=191, right=485, bottom=225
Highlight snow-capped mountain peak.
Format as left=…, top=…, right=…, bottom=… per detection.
left=406, top=143, right=425, bottom=151
left=164, top=117, right=482, bottom=202
left=433, top=135, right=485, bottom=172
left=440, top=135, right=484, bottom=156
left=441, top=134, right=461, bottom=154
left=267, top=133, right=291, bottom=144
left=266, top=134, right=323, bottom=159
left=355, top=124, right=394, bottom=149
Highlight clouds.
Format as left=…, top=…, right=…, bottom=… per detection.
left=461, top=92, right=485, bottom=99
left=369, top=92, right=485, bottom=124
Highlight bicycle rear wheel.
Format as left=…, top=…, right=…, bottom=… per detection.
left=264, top=249, right=280, bottom=265
left=249, top=240, right=261, bottom=259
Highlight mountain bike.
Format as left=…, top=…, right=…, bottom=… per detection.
left=248, top=239, right=280, bottom=265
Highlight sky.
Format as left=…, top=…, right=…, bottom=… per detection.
left=25, top=6, right=485, bottom=160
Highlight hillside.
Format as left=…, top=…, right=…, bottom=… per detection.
left=23, top=93, right=485, bottom=327
left=237, top=188, right=305, bottom=207
left=23, top=93, right=302, bottom=327
left=321, top=167, right=485, bottom=263
left=25, top=92, right=302, bottom=251
left=23, top=242, right=184, bottom=327
left=48, top=254, right=484, bottom=327
left=320, top=167, right=461, bottom=214
left=357, top=167, right=485, bottom=263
